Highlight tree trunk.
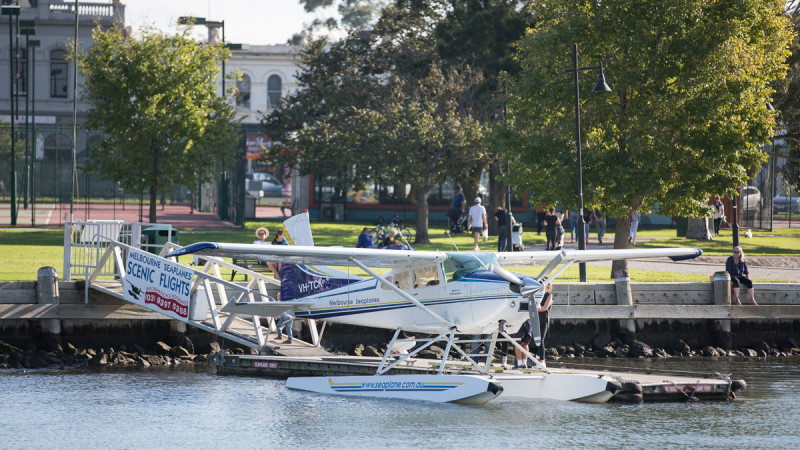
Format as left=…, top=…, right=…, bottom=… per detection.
left=686, top=217, right=713, bottom=240
left=413, top=184, right=433, bottom=244
left=149, top=144, right=159, bottom=223
left=488, top=162, right=504, bottom=235
left=610, top=215, right=632, bottom=278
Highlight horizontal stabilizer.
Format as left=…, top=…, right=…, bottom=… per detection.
left=220, top=300, right=314, bottom=316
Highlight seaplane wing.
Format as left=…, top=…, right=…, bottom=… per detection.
left=494, top=247, right=703, bottom=282
left=167, top=242, right=448, bottom=269
left=494, top=247, right=702, bottom=266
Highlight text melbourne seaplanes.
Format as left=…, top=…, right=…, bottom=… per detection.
left=123, top=248, right=194, bottom=321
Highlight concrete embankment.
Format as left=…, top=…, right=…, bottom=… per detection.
left=1, top=278, right=799, bottom=369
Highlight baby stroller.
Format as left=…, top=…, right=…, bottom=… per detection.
left=448, top=211, right=469, bottom=234
left=511, top=223, right=524, bottom=251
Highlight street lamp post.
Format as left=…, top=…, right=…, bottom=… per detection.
left=29, top=38, right=38, bottom=226
left=3, top=5, right=20, bottom=226
left=20, top=19, right=33, bottom=210
left=565, top=43, right=611, bottom=282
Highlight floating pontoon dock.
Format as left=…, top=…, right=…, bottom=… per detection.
left=211, top=351, right=745, bottom=402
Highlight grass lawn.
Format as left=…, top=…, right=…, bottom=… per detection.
left=0, top=221, right=796, bottom=282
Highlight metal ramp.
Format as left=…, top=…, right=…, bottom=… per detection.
left=82, top=237, right=327, bottom=355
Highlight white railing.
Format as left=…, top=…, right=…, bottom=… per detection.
left=84, top=240, right=321, bottom=352
left=63, top=221, right=176, bottom=281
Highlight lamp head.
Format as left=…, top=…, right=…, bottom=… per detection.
left=592, top=70, right=612, bottom=93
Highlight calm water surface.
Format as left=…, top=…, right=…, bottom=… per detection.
left=2, top=358, right=798, bottom=449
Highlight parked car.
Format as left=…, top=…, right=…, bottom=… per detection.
left=246, top=172, right=283, bottom=198
left=773, top=192, right=800, bottom=213
left=739, top=186, right=762, bottom=212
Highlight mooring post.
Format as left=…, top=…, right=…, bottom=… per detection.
left=712, top=271, right=733, bottom=348
left=615, top=276, right=636, bottom=343
left=37, top=266, right=62, bottom=342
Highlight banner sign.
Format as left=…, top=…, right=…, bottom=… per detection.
left=123, top=248, right=195, bottom=321
left=246, top=136, right=271, bottom=159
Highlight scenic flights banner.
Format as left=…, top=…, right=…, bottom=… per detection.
left=122, top=248, right=195, bottom=321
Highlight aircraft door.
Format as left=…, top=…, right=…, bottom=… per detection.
left=412, top=265, right=448, bottom=327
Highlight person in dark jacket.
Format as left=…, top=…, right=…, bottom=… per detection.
left=726, top=246, right=757, bottom=305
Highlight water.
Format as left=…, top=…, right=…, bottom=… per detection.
left=2, top=358, right=798, bottom=449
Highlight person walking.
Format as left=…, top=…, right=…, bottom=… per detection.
left=543, top=207, right=559, bottom=250
left=629, top=211, right=640, bottom=244
left=593, top=209, right=606, bottom=245
left=447, top=186, right=466, bottom=233
left=495, top=206, right=514, bottom=252
left=536, top=206, right=547, bottom=235
left=468, top=197, right=488, bottom=251
left=712, top=199, right=725, bottom=236
left=568, top=210, right=579, bottom=243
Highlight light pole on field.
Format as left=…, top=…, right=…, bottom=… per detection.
left=565, top=43, right=612, bottom=282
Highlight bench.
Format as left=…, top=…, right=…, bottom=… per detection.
left=231, top=258, right=275, bottom=281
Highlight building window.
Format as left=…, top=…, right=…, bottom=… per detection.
left=236, top=74, right=251, bottom=109
left=50, top=49, right=68, bottom=98
left=267, top=75, right=282, bottom=109
left=44, top=133, right=71, bottom=161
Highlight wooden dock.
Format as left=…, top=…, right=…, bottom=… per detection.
left=211, top=352, right=743, bottom=402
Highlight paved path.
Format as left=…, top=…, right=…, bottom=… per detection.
left=527, top=236, right=800, bottom=282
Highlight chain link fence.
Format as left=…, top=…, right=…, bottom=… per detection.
left=0, top=123, right=244, bottom=226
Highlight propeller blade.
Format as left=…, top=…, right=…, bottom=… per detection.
left=487, top=264, right=523, bottom=286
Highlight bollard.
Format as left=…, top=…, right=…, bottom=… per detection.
left=37, top=266, right=62, bottom=347
left=712, top=271, right=732, bottom=306
left=711, top=271, right=732, bottom=347
left=615, top=276, right=636, bottom=341
left=37, top=266, right=59, bottom=304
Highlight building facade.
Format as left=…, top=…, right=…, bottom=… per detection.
left=0, top=0, right=123, bottom=126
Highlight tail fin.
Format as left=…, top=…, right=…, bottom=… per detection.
left=279, top=212, right=361, bottom=300
left=283, top=212, right=314, bottom=246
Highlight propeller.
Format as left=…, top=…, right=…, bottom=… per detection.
left=487, top=264, right=543, bottom=353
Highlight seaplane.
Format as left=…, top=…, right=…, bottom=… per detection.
left=167, top=212, right=703, bottom=405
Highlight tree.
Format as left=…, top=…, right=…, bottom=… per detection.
left=500, top=0, right=792, bottom=275
left=771, top=3, right=800, bottom=193
left=78, top=26, right=239, bottom=223
left=264, top=8, right=488, bottom=243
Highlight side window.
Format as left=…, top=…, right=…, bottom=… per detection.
left=267, top=74, right=282, bottom=109
left=413, top=266, right=440, bottom=288
left=381, top=271, right=411, bottom=290
left=236, top=74, right=251, bottom=109
left=50, top=49, right=68, bottom=98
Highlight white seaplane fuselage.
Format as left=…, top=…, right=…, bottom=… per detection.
left=291, top=255, right=540, bottom=335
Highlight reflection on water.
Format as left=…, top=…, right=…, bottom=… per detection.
left=1, top=359, right=797, bottom=449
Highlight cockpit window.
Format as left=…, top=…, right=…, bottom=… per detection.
left=443, top=252, right=499, bottom=281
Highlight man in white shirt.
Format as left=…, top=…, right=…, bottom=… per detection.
left=468, top=197, right=488, bottom=251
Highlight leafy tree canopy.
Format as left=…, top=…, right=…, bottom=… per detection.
left=78, top=26, right=240, bottom=222
left=501, top=0, right=792, bottom=223
left=264, top=4, right=488, bottom=242
left=772, top=2, right=800, bottom=193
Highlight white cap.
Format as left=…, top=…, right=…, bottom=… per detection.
left=475, top=197, right=481, bottom=203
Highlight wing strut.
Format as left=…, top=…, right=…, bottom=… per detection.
left=348, top=257, right=453, bottom=328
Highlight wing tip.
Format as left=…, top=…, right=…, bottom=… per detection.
left=165, top=242, right=219, bottom=258
left=669, top=248, right=703, bottom=261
